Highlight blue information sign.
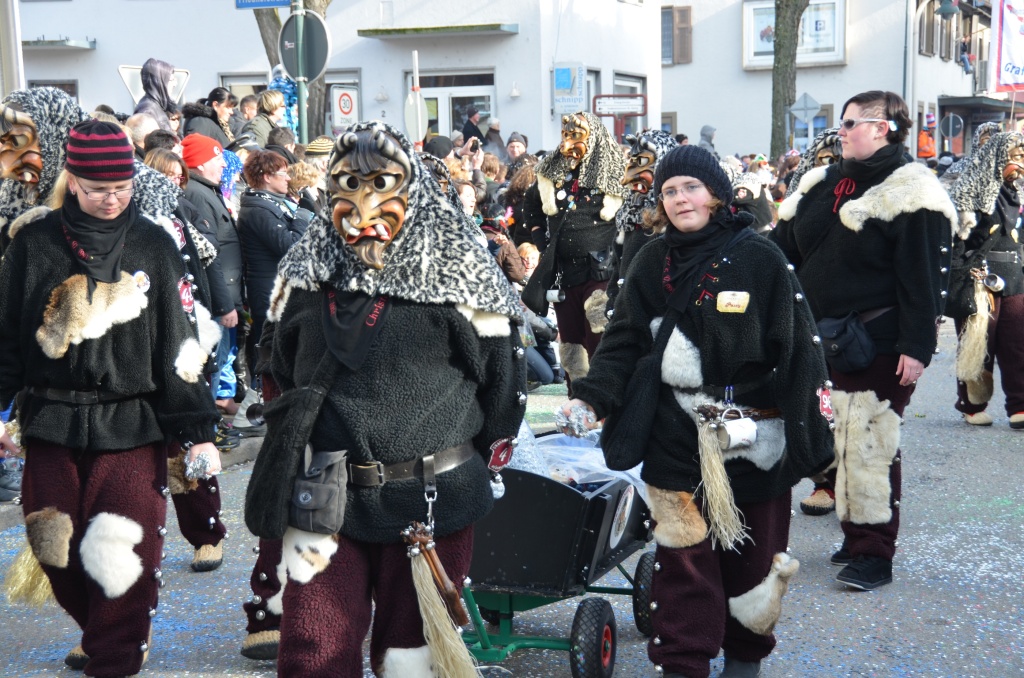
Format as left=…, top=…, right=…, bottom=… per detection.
left=236, top=0, right=291, bottom=9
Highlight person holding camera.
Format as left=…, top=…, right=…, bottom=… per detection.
left=947, top=131, right=1024, bottom=429
left=771, top=90, right=956, bottom=591
left=520, top=112, right=628, bottom=385
left=557, top=145, right=833, bottom=678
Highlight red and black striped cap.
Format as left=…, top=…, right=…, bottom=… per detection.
left=65, top=119, right=136, bottom=182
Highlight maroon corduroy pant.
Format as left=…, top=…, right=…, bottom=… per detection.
left=171, top=476, right=226, bottom=548
left=244, top=537, right=284, bottom=633
left=554, top=278, right=609, bottom=358
left=648, top=491, right=792, bottom=678
left=278, top=525, right=474, bottom=678
left=21, top=438, right=167, bottom=678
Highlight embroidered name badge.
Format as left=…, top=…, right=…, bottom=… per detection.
left=716, top=291, right=750, bottom=313
left=133, top=270, right=151, bottom=293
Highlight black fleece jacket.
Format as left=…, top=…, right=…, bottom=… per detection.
left=964, top=185, right=1024, bottom=297
left=185, top=175, right=244, bottom=312
left=0, top=209, right=219, bottom=450
left=271, top=290, right=526, bottom=542
left=571, top=235, right=834, bottom=502
left=771, top=165, right=953, bottom=365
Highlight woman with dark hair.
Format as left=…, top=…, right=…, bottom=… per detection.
left=559, top=144, right=833, bottom=678
left=182, top=87, right=236, bottom=148
left=0, top=119, right=221, bottom=676
left=772, top=90, right=956, bottom=591
left=237, top=150, right=313, bottom=359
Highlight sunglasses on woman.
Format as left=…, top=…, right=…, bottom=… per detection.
left=838, top=118, right=897, bottom=131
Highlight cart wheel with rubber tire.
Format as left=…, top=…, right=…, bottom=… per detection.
left=479, top=606, right=501, bottom=626
left=632, top=551, right=656, bottom=636
left=569, top=597, right=616, bottom=678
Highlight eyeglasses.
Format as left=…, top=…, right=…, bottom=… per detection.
left=167, top=174, right=184, bottom=185
left=838, top=118, right=891, bottom=131
left=79, top=187, right=134, bottom=201
left=271, top=171, right=290, bottom=178
left=659, top=183, right=706, bottom=201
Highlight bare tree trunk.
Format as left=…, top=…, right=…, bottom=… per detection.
left=771, top=0, right=810, bottom=159
left=252, top=1, right=333, bottom=138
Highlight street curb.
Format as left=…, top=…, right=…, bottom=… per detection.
left=0, top=436, right=263, bottom=534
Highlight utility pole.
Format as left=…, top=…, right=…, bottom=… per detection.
left=291, top=0, right=308, bottom=143
left=0, top=0, right=26, bottom=98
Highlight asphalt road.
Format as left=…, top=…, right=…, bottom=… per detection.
left=1, top=326, right=1022, bottom=677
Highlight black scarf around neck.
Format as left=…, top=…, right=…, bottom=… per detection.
left=662, top=210, right=749, bottom=313
left=61, top=192, right=137, bottom=302
left=321, top=287, right=392, bottom=371
left=837, top=142, right=907, bottom=185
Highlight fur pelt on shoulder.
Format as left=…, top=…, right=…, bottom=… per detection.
left=534, top=111, right=628, bottom=200
left=268, top=121, right=520, bottom=322
left=779, top=163, right=957, bottom=237
left=0, top=87, right=89, bottom=224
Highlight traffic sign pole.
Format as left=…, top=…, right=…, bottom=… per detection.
left=413, top=50, right=422, bottom=150
left=291, top=0, right=308, bottom=144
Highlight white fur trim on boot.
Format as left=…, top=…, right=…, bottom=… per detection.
left=378, top=646, right=436, bottom=678
left=282, top=527, right=338, bottom=584
left=830, top=390, right=901, bottom=525
left=560, top=342, right=590, bottom=382
left=728, top=552, right=800, bottom=636
left=79, top=512, right=144, bottom=598
left=964, top=411, right=994, bottom=426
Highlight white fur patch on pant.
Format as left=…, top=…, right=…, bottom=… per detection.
left=560, top=342, right=590, bottom=382
left=79, top=512, right=144, bottom=598
left=378, top=646, right=435, bottom=678
left=831, top=390, right=900, bottom=525
left=266, top=557, right=288, bottom=615
left=647, top=486, right=706, bottom=548
left=584, top=289, right=609, bottom=334
left=25, top=507, right=74, bottom=568
left=728, top=552, right=799, bottom=636
left=283, top=527, right=339, bottom=585
left=175, top=337, right=210, bottom=383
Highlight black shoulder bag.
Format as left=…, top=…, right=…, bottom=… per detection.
left=244, top=349, right=343, bottom=539
left=945, top=235, right=999, bottom=321
left=522, top=209, right=571, bottom=315
left=601, top=228, right=755, bottom=471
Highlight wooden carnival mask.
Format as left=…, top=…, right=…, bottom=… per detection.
left=620, top=134, right=657, bottom=195
left=0, top=103, right=44, bottom=203
left=329, top=129, right=412, bottom=270
left=560, top=114, right=590, bottom=165
left=815, top=146, right=839, bottom=167
left=1003, top=144, right=1024, bottom=183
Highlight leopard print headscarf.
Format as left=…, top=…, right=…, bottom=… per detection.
left=949, top=131, right=1024, bottom=217
left=535, top=111, right=628, bottom=199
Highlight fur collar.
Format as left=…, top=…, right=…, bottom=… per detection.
left=268, top=121, right=520, bottom=322
left=535, top=112, right=628, bottom=200
left=183, top=101, right=217, bottom=123
left=778, top=163, right=956, bottom=236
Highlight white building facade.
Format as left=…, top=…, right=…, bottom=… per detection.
left=660, top=0, right=992, bottom=158
left=15, top=0, right=662, bottom=151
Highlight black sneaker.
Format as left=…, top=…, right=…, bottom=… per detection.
left=831, top=543, right=853, bottom=566
left=836, top=555, right=892, bottom=590
left=0, top=457, right=23, bottom=502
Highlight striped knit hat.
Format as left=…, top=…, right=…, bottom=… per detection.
left=65, top=119, right=136, bottom=181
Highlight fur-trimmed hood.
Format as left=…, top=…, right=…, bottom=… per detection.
left=268, top=121, right=520, bottom=322
left=784, top=127, right=840, bottom=198
left=779, top=162, right=957, bottom=236
left=535, top=112, right=628, bottom=200
left=182, top=101, right=218, bottom=124
left=0, top=87, right=89, bottom=224
left=615, top=129, right=677, bottom=233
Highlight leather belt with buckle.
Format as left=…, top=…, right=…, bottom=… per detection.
left=347, top=442, right=476, bottom=488
left=986, top=250, right=1021, bottom=264
left=26, top=387, right=136, bottom=405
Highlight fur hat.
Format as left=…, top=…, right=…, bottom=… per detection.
left=654, top=145, right=733, bottom=207
left=181, top=134, right=222, bottom=169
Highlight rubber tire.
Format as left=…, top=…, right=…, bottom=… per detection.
left=632, top=551, right=656, bottom=636
left=569, top=597, right=616, bottom=678
left=479, top=607, right=502, bottom=626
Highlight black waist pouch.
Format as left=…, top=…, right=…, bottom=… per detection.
left=817, top=312, right=876, bottom=373
left=589, top=248, right=615, bottom=282
left=290, top=445, right=348, bottom=535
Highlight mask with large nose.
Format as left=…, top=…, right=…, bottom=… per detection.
left=329, top=128, right=413, bottom=270
left=560, top=113, right=590, bottom=166
left=0, top=103, right=44, bottom=204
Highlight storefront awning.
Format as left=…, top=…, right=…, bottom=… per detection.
left=23, top=38, right=97, bottom=51
left=939, top=95, right=1020, bottom=113
left=358, top=24, right=518, bottom=39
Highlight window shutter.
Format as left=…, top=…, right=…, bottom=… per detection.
left=674, top=6, right=692, bottom=65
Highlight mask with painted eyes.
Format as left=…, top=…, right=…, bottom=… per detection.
left=560, top=113, right=590, bottom=165
left=329, top=129, right=412, bottom=270
left=815, top=147, right=839, bottom=167
left=621, top=147, right=657, bottom=195
left=1003, top=144, right=1024, bottom=183
left=0, top=103, right=44, bottom=204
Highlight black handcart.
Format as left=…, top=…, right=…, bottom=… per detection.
left=461, top=455, right=655, bottom=678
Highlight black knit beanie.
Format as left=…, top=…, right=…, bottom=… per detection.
left=654, top=145, right=733, bottom=207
